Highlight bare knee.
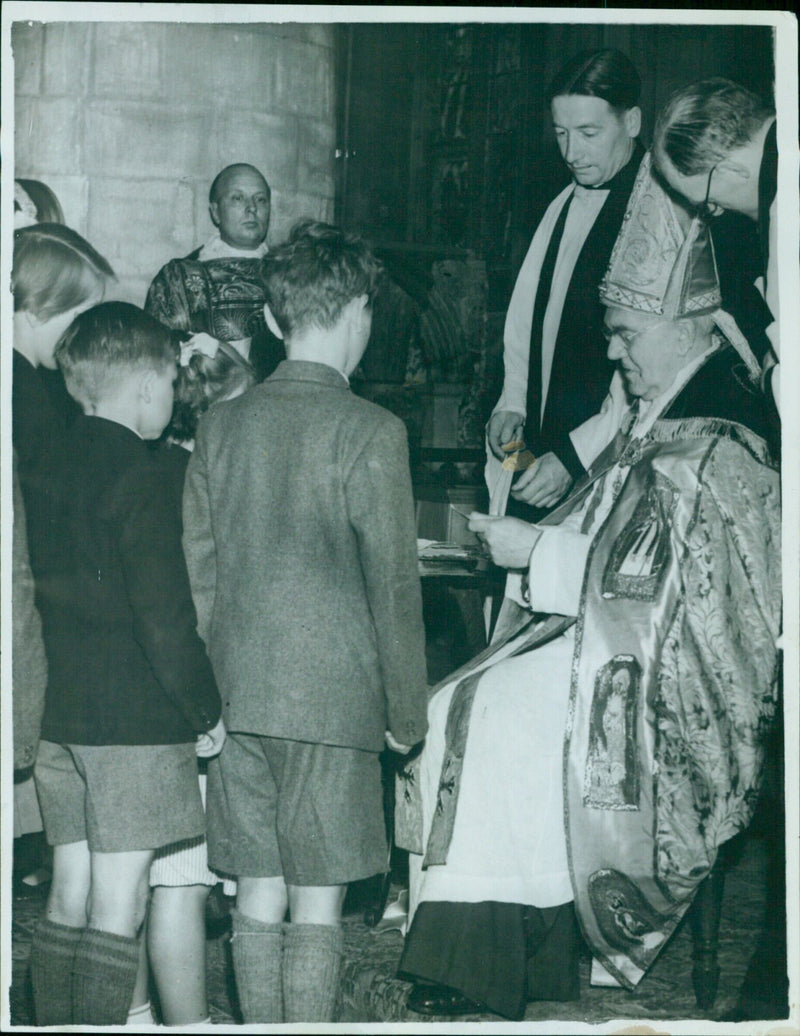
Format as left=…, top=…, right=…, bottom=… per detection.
left=288, top=884, right=347, bottom=926
left=88, top=850, right=153, bottom=937
left=150, top=883, right=210, bottom=930
left=46, top=841, right=90, bottom=928
left=151, top=883, right=210, bottom=910
left=237, top=876, right=288, bottom=924
left=89, top=877, right=150, bottom=936
left=47, top=878, right=89, bottom=928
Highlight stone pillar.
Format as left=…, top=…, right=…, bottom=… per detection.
left=12, top=19, right=337, bottom=304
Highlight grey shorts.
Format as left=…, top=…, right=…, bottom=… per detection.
left=34, top=740, right=205, bottom=853
left=206, top=732, right=388, bottom=886
left=150, top=773, right=219, bottom=888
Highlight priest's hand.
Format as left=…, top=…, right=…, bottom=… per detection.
left=487, top=410, right=524, bottom=460
left=468, top=513, right=542, bottom=570
left=511, top=452, right=572, bottom=509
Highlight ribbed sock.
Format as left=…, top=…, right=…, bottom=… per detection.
left=282, top=922, right=344, bottom=1023
left=29, top=918, right=82, bottom=1025
left=230, top=908, right=283, bottom=1023
left=71, top=926, right=140, bottom=1026
left=127, top=999, right=155, bottom=1024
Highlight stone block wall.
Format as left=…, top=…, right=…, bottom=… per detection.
left=12, top=20, right=336, bottom=304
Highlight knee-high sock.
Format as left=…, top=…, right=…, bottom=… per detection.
left=29, top=918, right=82, bottom=1025
left=71, top=927, right=140, bottom=1026
left=282, top=922, right=344, bottom=1023
left=230, top=908, right=283, bottom=1023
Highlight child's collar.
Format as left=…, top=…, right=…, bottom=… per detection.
left=85, top=412, right=144, bottom=440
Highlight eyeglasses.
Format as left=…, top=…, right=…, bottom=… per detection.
left=697, top=165, right=721, bottom=221
left=601, top=319, right=671, bottom=350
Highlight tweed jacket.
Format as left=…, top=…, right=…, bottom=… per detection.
left=183, top=359, right=428, bottom=752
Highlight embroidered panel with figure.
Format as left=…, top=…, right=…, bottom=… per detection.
left=587, top=869, right=674, bottom=967
left=602, top=470, right=679, bottom=600
left=584, top=655, right=641, bottom=810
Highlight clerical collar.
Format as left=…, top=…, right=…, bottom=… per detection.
left=198, top=234, right=269, bottom=261
left=579, top=143, right=643, bottom=192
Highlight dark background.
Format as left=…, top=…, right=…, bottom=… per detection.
left=335, top=23, right=774, bottom=311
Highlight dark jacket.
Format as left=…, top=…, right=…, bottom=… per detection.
left=183, top=359, right=429, bottom=752
left=13, top=352, right=68, bottom=577
left=13, top=352, right=67, bottom=478
left=12, top=452, right=47, bottom=770
left=38, top=418, right=220, bottom=745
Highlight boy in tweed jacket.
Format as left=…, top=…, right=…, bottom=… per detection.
left=183, top=220, right=428, bottom=1022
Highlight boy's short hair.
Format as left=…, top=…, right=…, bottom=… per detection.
left=55, top=301, right=178, bottom=409
left=169, top=345, right=257, bottom=443
left=260, top=219, right=383, bottom=340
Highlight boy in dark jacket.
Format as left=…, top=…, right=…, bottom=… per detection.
left=30, top=302, right=225, bottom=1027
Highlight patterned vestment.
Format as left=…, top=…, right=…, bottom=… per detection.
left=145, top=252, right=268, bottom=342
left=397, top=348, right=780, bottom=988
left=145, top=250, right=284, bottom=382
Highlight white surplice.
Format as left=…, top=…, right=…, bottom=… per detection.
left=410, top=347, right=718, bottom=921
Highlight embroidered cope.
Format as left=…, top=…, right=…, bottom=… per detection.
left=397, top=345, right=780, bottom=988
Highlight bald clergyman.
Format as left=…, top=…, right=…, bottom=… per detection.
left=145, top=163, right=284, bottom=381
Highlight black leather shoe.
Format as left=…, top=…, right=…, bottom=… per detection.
left=407, top=982, right=484, bottom=1016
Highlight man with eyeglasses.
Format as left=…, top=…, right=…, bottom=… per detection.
left=653, top=78, right=786, bottom=1022
left=397, top=152, right=780, bottom=1020
left=653, top=79, right=779, bottom=413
